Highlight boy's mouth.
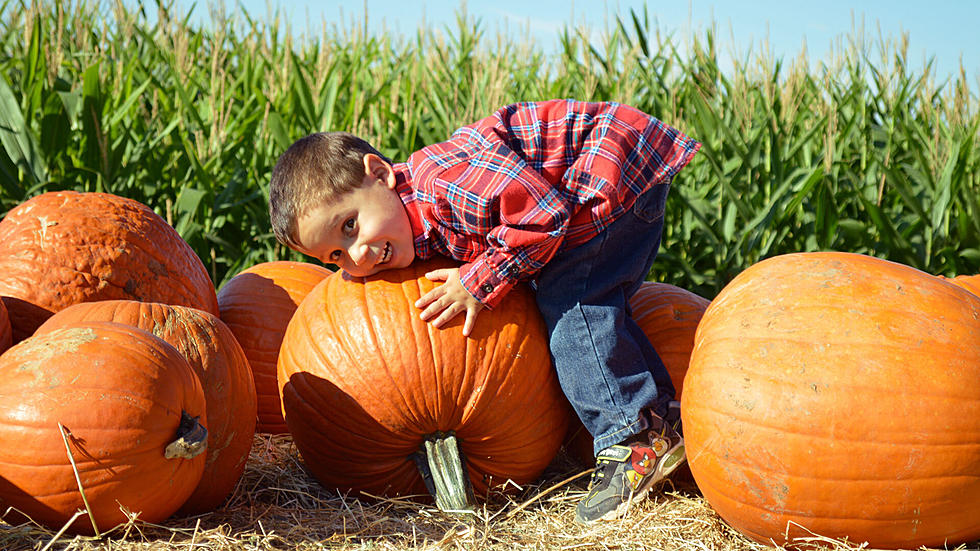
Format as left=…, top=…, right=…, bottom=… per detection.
left=379, top=242, right=391, bottom=265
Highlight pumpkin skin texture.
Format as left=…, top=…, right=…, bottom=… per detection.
left=565, top=281, right=709, bottom=465
left=278, top=258, right=569, bottom=499
left=35, top=300, right=257, bottom=516
left=683, top=252, right=980, bottom=548
left=217, top=261, right=333, bottom=434
left=0, top=321, right=207, bottom=534
left=0, top=299, right=10, bottom=354
left=0, top=191, right=219, bottom=343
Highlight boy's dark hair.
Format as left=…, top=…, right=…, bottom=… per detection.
left=268, top=132, right=390, bottom=247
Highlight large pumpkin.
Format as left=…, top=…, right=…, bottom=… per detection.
left=217, top=261, right=333, bottom=434
left=0, top=322, right=208, bottom=534
left=0, top=299, right=10, bottom=354
left=0, top=191, right=218, bottom=342
left=683, top=252, right=980, bottom=548
left=565, top=281, right=709, bottom=464
left=35, top=300, right=256, bottom=515
left=278, top=258, right=569, bottom=502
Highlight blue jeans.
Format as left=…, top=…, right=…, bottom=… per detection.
left=532, top=183, right=676, bottom=456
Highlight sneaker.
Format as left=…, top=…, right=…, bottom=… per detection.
left=574, top=409, right=685, bottom=523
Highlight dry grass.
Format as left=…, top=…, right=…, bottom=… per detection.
left=1, top=435, right=975, bottom=551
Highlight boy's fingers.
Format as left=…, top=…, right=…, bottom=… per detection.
left=415, top=285, right=445, bottom=308
left=430, top=303, right=463, bottom=328
left=425, top=268, right=453, bottom=281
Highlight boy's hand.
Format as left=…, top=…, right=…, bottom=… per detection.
left=415, top=268, right=484, bottom=337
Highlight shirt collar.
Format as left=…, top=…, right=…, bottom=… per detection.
left=393, top=162, right=424, bottom=242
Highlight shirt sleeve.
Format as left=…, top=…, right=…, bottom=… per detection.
left=452, top=140, right=573, bottom=308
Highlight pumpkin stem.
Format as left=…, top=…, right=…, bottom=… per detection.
left=164, top=411, right=208, bottom=459
left=412, top=431, right=476, bottom=514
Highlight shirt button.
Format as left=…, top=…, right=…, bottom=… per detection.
left=481, top=283, right=494, bottom=293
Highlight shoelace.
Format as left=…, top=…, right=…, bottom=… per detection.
left=588, top=457, right=614, bottom=486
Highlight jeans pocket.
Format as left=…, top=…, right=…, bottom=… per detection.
left=632, top=183, right=669, bottom=223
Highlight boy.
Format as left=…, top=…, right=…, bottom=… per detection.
left=268, top=99, right=700, bottom=523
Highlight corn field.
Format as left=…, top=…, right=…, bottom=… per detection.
left=1, top=0, right=978, bottom=297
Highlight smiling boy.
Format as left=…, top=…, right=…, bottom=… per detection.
left=269, top=99, right=700, bottom=522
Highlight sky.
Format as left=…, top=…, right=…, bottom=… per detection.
left=166, top=0, right=979, bottom=88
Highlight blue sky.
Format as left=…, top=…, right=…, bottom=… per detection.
left=172, top=0, right=978, bottom=87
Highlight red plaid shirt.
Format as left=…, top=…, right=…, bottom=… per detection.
left=393, top=99, right=700, bottom=308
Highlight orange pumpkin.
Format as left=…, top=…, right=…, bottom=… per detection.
left=0, top=299, right=10, bottom=355
left=217, top=261, right=333, bottom=434
left=35, top=300, right=256, bottom=515
left=565, top=281, right=709, bottom=464
left=683, top=252, right=980, bottom=548
left=0, top=191, right=218, bottom=343
left=630, top=281, right=711, bottom=400
left=0, top=322, right=207, bottom=534
left=278, top=258, right=569, bottom=501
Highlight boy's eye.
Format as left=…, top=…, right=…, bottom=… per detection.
left=328, top=250, right=342, bottom=262
left=343, top=218, right=355, bottom=232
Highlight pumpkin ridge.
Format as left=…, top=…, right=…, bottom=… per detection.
left=456, top=330, right=496, bottom=429
left=374, top=280, right=425, bottom=431
left=458, top=324, right=513, bottom=433
left=401, top=278, right=437, bottom=431
left=328, top=285, right=411, bottom=427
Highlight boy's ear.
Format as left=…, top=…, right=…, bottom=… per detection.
left=363, top=154, right=395, bottom=188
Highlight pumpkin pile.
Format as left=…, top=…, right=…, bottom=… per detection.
left=0, top=321, right=208, bottom=534
left=34, top=300, right=257, bottom=516
left=4, top=188, right=978, bottom=549
left=682, top=252, right=980, bottom=549
left=0, top=192, right=256, bottom=534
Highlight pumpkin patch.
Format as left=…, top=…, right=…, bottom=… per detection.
left=277, top=258, right=570, bottom=503
left=682, top=252, right=980, bottom=548
left=217, top=261, right=333, bottom=434
left=0, top=191, right=219, bottom=343
left=0, top=321, right=208, bottom=534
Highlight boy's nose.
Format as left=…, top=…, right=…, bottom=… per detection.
left=348, top=243, right=369, bottom=265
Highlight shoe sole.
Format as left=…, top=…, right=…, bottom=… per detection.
left=595, top=441, right=686, bottom=522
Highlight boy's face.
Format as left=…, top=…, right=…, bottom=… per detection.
left=293, top=156, right=415, bottom=277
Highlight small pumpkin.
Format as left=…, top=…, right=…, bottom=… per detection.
left=565, top=281, right=709, bottom=464
left=35, top=300, right=256, bottom=515
left=217, top=261, right=333, bottom=434
left=277, top=258, right=569, bottom=503
left=0, top=321, right=207, bottom=534
left=683, top=252, right=980, bottom=548
left=0, top=191, right=218, bottom=343
left=0, top=299, right=10, bottom=354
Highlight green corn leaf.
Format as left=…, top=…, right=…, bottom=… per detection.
left=0, top=73, right=47, bottom=185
